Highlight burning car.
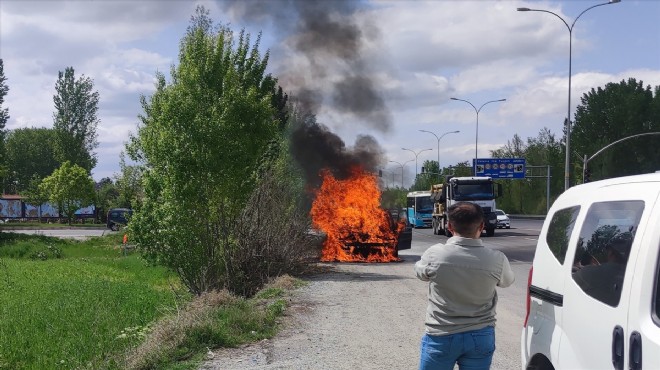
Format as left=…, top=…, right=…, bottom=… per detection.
left=311, top=168, right=411, bottom=262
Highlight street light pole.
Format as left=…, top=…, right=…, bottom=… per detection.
left=450, top=98, right=506, bottom=175
left=401, top=147, right=433, bottom=181
left=582, top=132, right=660, bottom=183
left=518, top=0, right=620, bottom=191
left=389, top=160, right=413, bottom=188
left=419, top=129, right=460, bottom=171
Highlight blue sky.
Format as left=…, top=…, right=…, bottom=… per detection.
left=1, top=0, right=658, bottom=186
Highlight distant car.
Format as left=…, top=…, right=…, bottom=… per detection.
left=107, top=208, right=133, bottom=231
left=495, top=209, right=510, bottom=229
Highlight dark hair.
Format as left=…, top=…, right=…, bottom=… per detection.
left=448, top=202, right=484, bottom=236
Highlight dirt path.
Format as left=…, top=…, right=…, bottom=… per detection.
left=201, top=256, right=523, bottom=370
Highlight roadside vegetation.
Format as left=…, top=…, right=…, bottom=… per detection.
left=0, top=233, right=181, bottom=369
left=0, top=233, right=304, bottom=369
left=1, top=7, right=316, bottom=370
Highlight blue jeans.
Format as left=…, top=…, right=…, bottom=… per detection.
left=419, top=326, right=495, bottom=370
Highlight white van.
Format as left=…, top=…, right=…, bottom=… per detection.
left=521, top=172, right=660, bottom=370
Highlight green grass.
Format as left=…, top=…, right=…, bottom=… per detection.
left=126, top=292, right=289, bottom=370
left=0, top=233, right=303, bottom=370
left=0, top=233, right=185, bottom=369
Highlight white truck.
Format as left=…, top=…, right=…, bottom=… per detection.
left=430, top=176, right=502, bottom=237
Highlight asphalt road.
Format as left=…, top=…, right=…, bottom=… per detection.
left=204, top=219, right=543, bottom=370
left=7, top=228, right=110, bottom=240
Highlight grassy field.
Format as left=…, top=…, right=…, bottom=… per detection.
left=0, top=232, right=299, bottom=369
left=0, top=233, right=183, bottom=369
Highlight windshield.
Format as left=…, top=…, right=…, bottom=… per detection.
left=453, top=183, right=494, bottom=201
left=416, top=197, right=434, bottom=212
left=495, top=210, right=505, bottom=216
left=407, top=196, right=434, bottom=213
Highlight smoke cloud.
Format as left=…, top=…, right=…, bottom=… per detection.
left=223, top=0, right=392, bottom=131
left=290, top=118, right=384, bottom=188
left=222, top=0, right=390, bottom=190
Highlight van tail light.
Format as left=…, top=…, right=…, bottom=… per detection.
left=523, top=266, right=533, bottom=327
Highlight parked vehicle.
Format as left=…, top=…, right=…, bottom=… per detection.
left=495, top=209, right=510, bottom=229
left=521, top=172, right=660, bottom=370
left=430, top=176, right=502, bottom=237
left=106, top=208, right=133, bottom=231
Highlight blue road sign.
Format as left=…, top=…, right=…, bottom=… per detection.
left=474, top=158, right=526, bottom=179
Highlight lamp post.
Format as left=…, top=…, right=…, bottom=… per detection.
left=402, top=147, right=432, bottom=181
left=518, top=0, right=620, bottom=191
left=389, top=160, right=413, bottom=188
left=582, top=132, right=660, bottom=183
left=450, top=98, right=505, bottom=175
left=419, top=129, right=460, bottom=172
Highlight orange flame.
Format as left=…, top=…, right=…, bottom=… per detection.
left=311, top=167, right=402, bottom=262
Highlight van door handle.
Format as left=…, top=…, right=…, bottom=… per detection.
left=612, top=326, right=624, bottom=370
left=629, top=331, right=642, bottom=370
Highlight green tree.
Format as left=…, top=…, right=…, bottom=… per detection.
left=127, top=7, right=280, bottom=295
left=95, top=177, right=118, bottom=223
left=572, top=78, right=660, bottom=182
left=5, top=127, right=59, bottom=192
left=52, top=67, right=100, bottom=172
left=491, top=129, right=563, bottom=214
left=113, top=153, right=143, bottom=210
left=0, top=59, right=10, bottom=183
left=411, top=160, right=440, bottom=191
left=21, top=175, right=49, bottom=222
left=0, top=59, right=8, bottom=129
left=380, top=187, right=407, bottom=210
left=450, top=161, right=474, bottom=177
left=40, top=161, right=95, bottom=225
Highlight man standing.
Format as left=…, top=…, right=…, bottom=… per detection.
left=415, top=202, right=515, bottom=370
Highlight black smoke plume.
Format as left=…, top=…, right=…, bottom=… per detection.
left=222, top=0, right=392, bottom=131
left=222, top=0, right=390, bottom=193
left=290, top=116, right=384, bottom=189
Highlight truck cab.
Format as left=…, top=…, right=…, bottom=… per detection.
left=431, top=176, right=502, bottom=237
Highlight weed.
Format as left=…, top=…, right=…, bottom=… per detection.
left=28, top=245, right=62, bottom=260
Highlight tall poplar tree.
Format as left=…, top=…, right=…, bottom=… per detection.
left=0, top=59, right=10, bottom=182
left=0, top=59, right=8, bottom=131
left=52, top=67, right=100, bottom=172
left=127, top=6, right=280, bottom=295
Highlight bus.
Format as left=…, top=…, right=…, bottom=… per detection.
left=406, top=191, right=433, bottom=228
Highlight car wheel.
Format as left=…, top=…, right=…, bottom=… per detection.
left=506, top=226, right=511, bottom=229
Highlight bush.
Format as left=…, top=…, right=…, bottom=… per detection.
left=226, top=168, right=319, bottom=297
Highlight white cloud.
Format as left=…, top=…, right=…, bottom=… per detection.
left=1, top=0, right=658, bottom=186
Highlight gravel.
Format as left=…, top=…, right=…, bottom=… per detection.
left=200, top=254, right=522, bottom=370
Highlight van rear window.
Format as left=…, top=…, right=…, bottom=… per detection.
left=546, top=206, right=581, bottom=264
